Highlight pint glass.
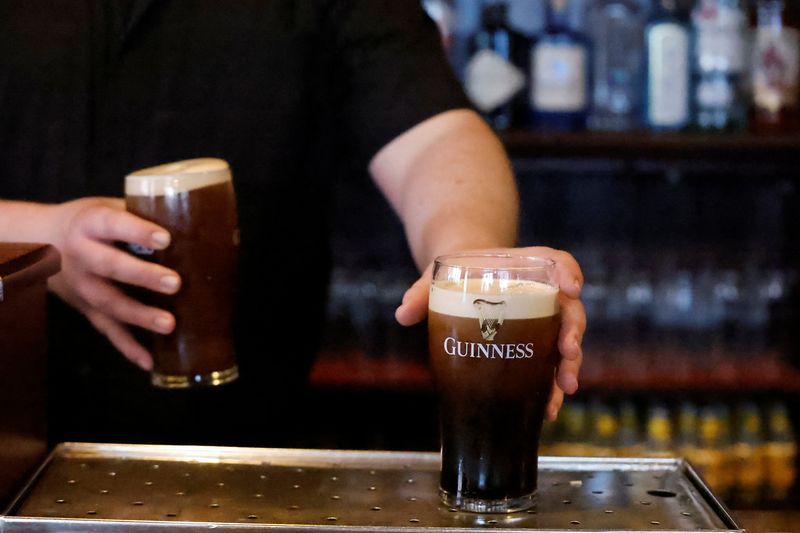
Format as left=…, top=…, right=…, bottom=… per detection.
left=125, top=158, right=239, bottom=388
left=428, top=253, right=560, bottom=513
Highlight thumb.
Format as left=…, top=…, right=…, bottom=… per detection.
left=395, top=265, right=433, bottom=326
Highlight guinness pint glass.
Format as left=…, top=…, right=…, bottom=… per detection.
left=429, top=254, right=560, bottom=513
left=125, top=158, right=239, bottom=388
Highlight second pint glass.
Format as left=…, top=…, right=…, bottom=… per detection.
left=125, top=158, right=239, bottom=388
left=428, top=254, right=560, bottom=513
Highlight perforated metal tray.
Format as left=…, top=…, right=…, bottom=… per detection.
left=2, top=443, right=741, bottom=532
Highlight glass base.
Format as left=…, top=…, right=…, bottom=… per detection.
left=440, top=488, right=536, bottom=513
left=152, top=365, right=239, bottom=389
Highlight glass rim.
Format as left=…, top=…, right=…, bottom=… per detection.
left=433, top=252, right=556, bottom=271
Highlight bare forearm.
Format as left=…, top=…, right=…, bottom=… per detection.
left=0, top=200, right=60, bottom=243
left=370, top=109, right=518, bottom=271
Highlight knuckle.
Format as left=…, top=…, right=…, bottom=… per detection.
left=85, top=311, right=107, bottom=334
left=94, top=206, right=117, bottom=235
left=74, top=278, right=97, bottom=302
left=91, top=293, right=115, bottom=315
left=63, top=229, right=83, bottom=253
left=91, top=253, right=118, bottom=279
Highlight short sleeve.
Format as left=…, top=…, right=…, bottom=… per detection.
left=326, top=0, right=472, bottom=168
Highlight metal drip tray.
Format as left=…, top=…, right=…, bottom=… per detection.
left=2, top=443, right=741, bottom=532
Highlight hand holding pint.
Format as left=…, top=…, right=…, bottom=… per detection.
left=428, top=253, right=560, bottom=513
left=125, top=158, right=240, bottom=388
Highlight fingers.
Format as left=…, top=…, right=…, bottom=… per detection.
left=558, top=293, right=586, bottom=360
left=556, top=344, right=582, bottom=395
left=85, top=310, right=154, bottom=371
left=395, top=264, right=433, bottom=326
left=77, top=275, right=176, bottom=335
left=81, top=239, right=181, bottom=294
left=546, top=385, right=565, bottom=422
left=77, top=203, right=171, bottom=250
left=519, top=246, right=584, bottom=299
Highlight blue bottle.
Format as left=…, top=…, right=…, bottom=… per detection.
left=464, top=1, right=530, bottom=130
left=528, top=0, right=591, bottom=131
left=644, top=0, right=691, bottom=130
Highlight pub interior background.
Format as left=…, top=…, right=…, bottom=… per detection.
left=306, top=0, right=800, bottom=513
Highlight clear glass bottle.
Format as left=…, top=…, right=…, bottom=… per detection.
left=645, top=402, right=674, bottom=458
left=617, top=399, right=645, bottom=457
left=763, top=401, right=797, bottom=501
left=529, top=0, right=591, bottom=131
left=691, top=0, right=748, bottom=131
left=464, top=1, right=529, bottom=130
left=644, top=0, right=691, bottom=130
left=695, top=404, right=734, bottom=498
left=731, top=402, right=765, bottom=506
left=751, top=0, right=800, bottom=131
left=587, top=0, right=650, bottom=131
left=675, top=401, right=700, bottom=465
left=590, top=399, right=620, bottom=456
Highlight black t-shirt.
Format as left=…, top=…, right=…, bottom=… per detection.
left=0, top=0, right=469, bottom=446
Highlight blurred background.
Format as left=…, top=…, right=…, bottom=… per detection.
left=305, top=0, right=799, bottom=513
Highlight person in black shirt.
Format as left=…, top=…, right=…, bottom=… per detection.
left=0, top=0, right=585, bottom=446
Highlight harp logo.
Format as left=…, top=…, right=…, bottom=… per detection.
left=473, top=298, right=506, bottom=341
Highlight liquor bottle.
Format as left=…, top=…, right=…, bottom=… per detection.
left=555, top=401, right=591, bottom=456
left=763, top=401, right=797, bottom=501
left=731, top=402, right=765, bottom=506
left=423, top=0, right=456, bottom=53
left=691, top=0, right=748, bottom=130
left=645, top=402, right=674, bottom=458
left=644, top=0, right=691, bottom=130
left=529, top=0, right=591, bottom=130
left=464, top=1, right=529, bottom=130
left=587, top=0, right=649, bottom=131
left=675, top=401, right=701, bottom=466
left=617, top=399, right=645, bottom=457
left=590, top=400, right=620, bottom=456
left=695, top=404, right=733, bottom=498
left=751, top=0, right=800, bottom=131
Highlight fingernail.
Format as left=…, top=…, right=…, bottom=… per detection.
left=573, top=278, right=582, bottom=291
left=151, top=231, right=170, bottom=249
left=139, top=357, right=153, bottom=371
left=154, top=316, right=173, bottom=332
left=160, top=275, right=180, bottom=293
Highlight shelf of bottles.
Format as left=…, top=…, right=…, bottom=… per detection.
left=424, top=0, right=800, bottom=138
left=500, top=129, right=800, bottom=161
left=312, top=243, right=800, bottom=392
left=540, top=398, right=797, bottom=509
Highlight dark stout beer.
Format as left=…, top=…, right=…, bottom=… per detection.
left=125, top=159, right=239, bottom=388
left=429, top=268, right=559, bottom=513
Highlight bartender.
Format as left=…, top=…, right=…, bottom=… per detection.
left=0, top=0, right=585, bottom=446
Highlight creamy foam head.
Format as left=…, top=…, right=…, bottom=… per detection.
left=430, top=279, right=558, bottom=319
left=125, top=158, right=231, bottom=196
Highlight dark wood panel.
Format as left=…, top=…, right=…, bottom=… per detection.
left=311, top=347, right=800, bottom=393
left=502, top=130, right=800, bottom=163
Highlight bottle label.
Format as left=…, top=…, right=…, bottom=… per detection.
left=693, top=2, right=746, bottom=72
left=753, top=27, right=800, bottom=113
left=531, top=43, right=587, bottom=112
left=465, top=49, right=526, bottom=113
left=647, top=23, right=690, bottom=126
